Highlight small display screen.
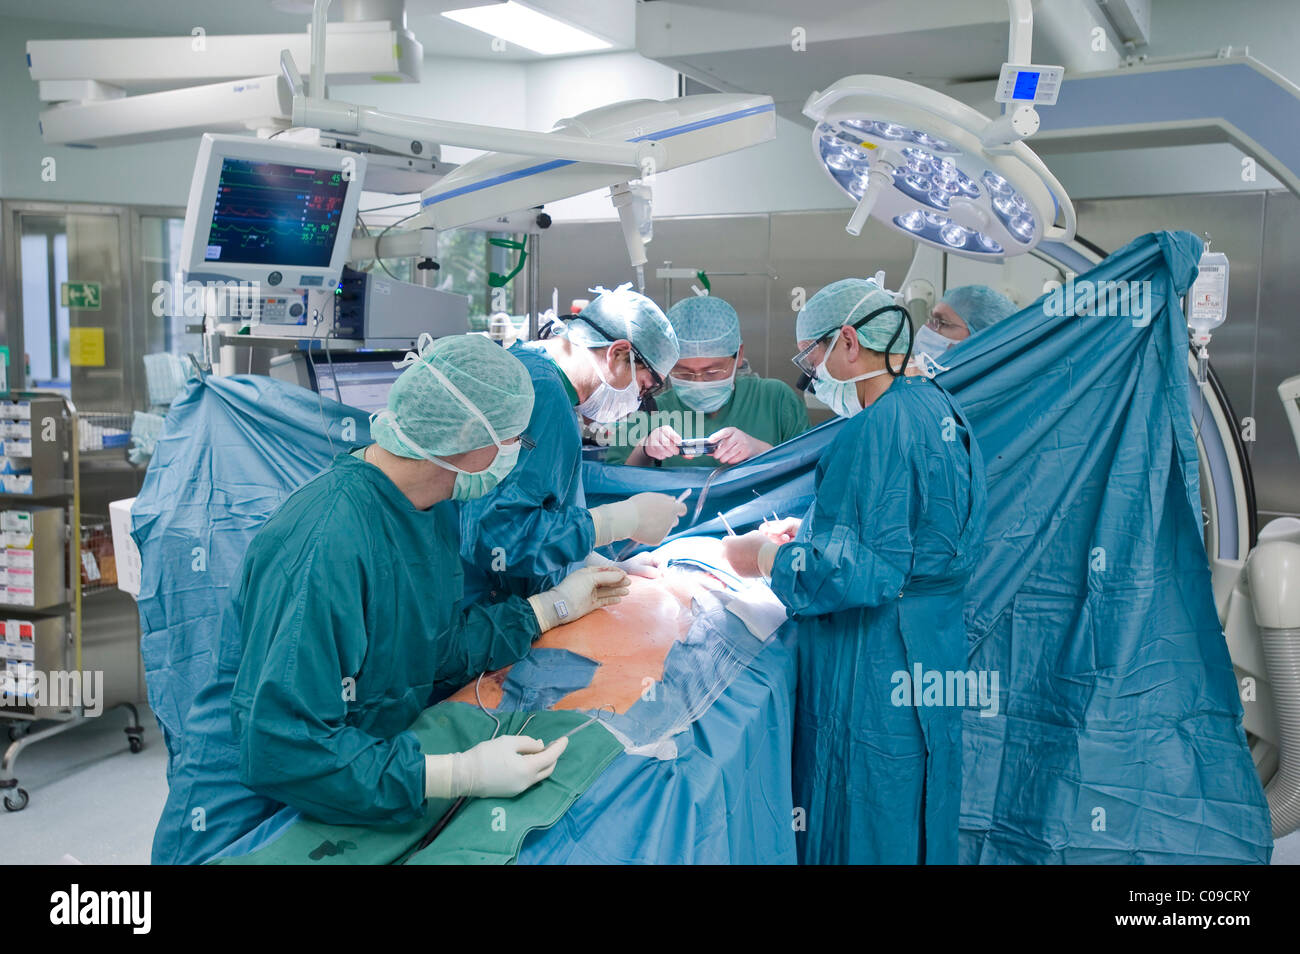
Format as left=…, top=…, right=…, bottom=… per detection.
left=203, top=157, right=349, bottom=268
left=315, top=359, right=403, bottom=414
left=1013, top=70, right=1041, bottom=100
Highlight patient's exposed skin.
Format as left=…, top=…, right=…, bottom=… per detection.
left=447, top=541, right=732, bottom=714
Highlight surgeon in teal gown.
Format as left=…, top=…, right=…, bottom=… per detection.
left=723, top=278, right=987, bottom=864
left=151, top=335, right=629, bottom=865
left=460, top=284, right=687, bottom=603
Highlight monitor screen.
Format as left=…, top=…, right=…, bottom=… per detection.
left=314, top=356, right=404, bottom=414
left=1012, top=70, right=1041, bottom=100
left=203, top=158, right=349, bottom=268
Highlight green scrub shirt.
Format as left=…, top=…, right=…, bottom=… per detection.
left=605, top=375, right=810, bottom=468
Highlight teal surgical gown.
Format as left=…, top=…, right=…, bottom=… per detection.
left=459, top=342, right=596, bottom=602
left=151, top=452, right=539, bottom=865
left=769, top=375, right=986, bottom=865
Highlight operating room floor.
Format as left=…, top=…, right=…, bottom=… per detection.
left=1, top=704, right=1298, bottom=865
left=1, top=705, right=166, bottom=864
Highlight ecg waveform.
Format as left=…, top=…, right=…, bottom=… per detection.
left=204, top=158, right=350, bottom=268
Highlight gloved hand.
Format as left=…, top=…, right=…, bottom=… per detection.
left=528, top=566, right=630, bottom=632
left=586, top=549, right=664, bottom=579
left=616, top=551, right=663, bottom=579
left=642, top=425, right=684, bottom=461
left=759, top=516, right=802, bottom=544
left=589, top=492, right=688, bottom=546
left=425, top=735, right=569, bottom=799
left=708, top=427, right=772, bottom=465
left=722, top=530, right=779, bottom=579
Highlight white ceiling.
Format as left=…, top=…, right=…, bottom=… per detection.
left=0, top=0, right=637, bottom=61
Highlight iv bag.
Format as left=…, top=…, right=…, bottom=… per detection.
left=1186, top=247, right=1229, bottom=335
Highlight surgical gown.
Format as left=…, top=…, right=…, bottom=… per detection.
left=769, top=375, right=986, bottom=865
left=151, top=452, right=539, bottom=865
left=459, top=342, right=596, bottom=602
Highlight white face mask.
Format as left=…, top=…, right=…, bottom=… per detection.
left=913, top=324, right=962, bottom=361
left=671, top=362, right=736, bottom=414
left=575, top=346, right=641, bottom=423
left=810, top=333, right=888, bottom=418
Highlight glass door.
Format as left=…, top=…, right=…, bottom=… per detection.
left=3, top=203, right=132, bottom=413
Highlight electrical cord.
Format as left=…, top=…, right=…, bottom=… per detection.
left=308, top=313, right=336, bottom=455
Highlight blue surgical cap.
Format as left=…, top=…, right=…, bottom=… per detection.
left=796, top=278, right=910, bottom=355
left=563, top=284, right=680, bottom=378
left=372, top=334, right=534, bottom=459
left=941, top=284, right=1018, bottom=335
left=667, top=295, right=741, bottom=359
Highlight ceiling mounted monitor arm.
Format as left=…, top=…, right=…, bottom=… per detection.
left=312, top=0, right=331, bottom=99
left=982, top=0, right=1062, bottom=149
left=281, top=49, right=654, bottom=167
left=1007, top=0, right=1034, bottom=66
left=286, top=1, right=654, bottom=169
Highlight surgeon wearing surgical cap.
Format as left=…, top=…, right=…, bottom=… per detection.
left=459, top=283, right=690, bottom=601
left=605, top=295, right=810, bottom=469
left=912, top=284, right=1018, bottom=362
left=721, top=277, right=988, bottom=865
left=152, top=334, right=631, bottom=865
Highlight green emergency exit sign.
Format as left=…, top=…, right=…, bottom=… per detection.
left=61, top=281, right=101, bottom=310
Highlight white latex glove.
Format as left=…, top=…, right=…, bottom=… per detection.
left=586, top=550, right=662, bottom=578
left=759, top=517, right=802, bottom=544
left=527, top=566, right=630, bottom=633
left=591, top=493, right=689, bottom=546
left=708, top=427, right=771, bottom=465
left=722, top=530, right=779, bottom=578
left=616, top=551, right=663, bottom=578
left=425, top=735, right=569, bottom=799
left=642, top=425, right=683, bottom=461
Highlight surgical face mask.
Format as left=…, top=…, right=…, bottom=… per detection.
left=811, top=334, right=888, bottom=418
left=913, top=324, right=961, bottom=361
left=671, top=363, right=736, bottom=413
left=446, top=441, right=520, bottom=501
left=370, top=409, right=522, bottom=501
left=575, top=347, right=641, bottom=423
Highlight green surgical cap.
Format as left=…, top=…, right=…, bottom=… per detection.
left=941, top=284, right=1018, bottom=334
left=564, top=284, right=680, bottom=377
left=796, top=278, right=910, bottom=354
left=372, top=334, right=534, bottom=460
left=667, top=295, right=741, bottom=359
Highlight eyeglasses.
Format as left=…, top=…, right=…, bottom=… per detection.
left=670, top=356, right=738, bottom=383
left=634, top=354, right=668, bottom=398
left=928, top=314, right=964, bottom=334
left=791, top=336, right=831, bottom=379
left=570, top=315, right=666, bottom=398
left=790, top=305, right=912, bottom=379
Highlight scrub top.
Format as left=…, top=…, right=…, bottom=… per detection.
left=151, top=452, right=539, bottom=865
left=604, top=374, right=810, bottom=468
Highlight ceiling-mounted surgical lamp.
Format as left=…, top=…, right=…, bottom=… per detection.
left=804, top=0, right=1075, bottom=260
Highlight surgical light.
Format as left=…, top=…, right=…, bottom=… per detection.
left=805, top=76, right=1074, bottom=260
left=442, top=2, right=612, bottom=56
